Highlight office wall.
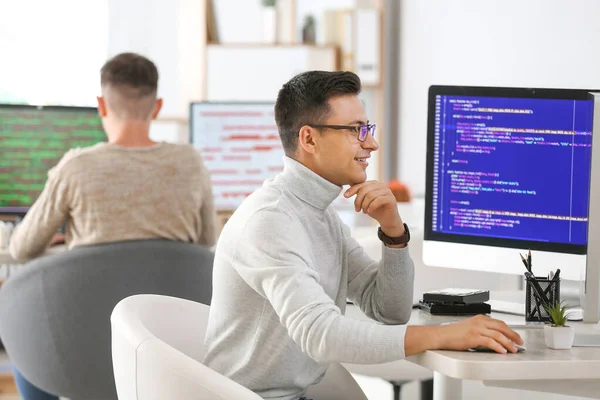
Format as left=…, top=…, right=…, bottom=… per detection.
left=107, top=0, right=205, bottom=143
left=398, top=0, right=600, bottom=196
left=108, top=0, right=205, bottom=118
left=215, top=0, right=356, bottom=44
left=0, top=0, right=107, bottom=106
left=212, top=0, right=383, bottom=181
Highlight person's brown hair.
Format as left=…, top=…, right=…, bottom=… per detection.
left=274, top=70, right=362, bottom=155
left=100, top=52, right=159, bottom=119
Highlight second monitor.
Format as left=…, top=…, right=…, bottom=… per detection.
left=0, top=104, right=107, bottom=215
left=189, top=102, right=282, bottom=210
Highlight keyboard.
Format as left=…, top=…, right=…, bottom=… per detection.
left=574, top=332, right=600, bottom=347
left=488, top=300, right=525, bottom=316
left=488, top=299, right=584, bottom=321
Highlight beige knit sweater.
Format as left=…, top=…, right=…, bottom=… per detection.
left=9, top=142, right=216, bottom=262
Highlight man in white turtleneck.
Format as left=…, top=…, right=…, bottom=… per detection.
left=203, top=71, right=523, bottom=400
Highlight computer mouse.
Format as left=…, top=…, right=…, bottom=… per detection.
left=469, top=344, right=526, bottom=353
left=567, top=308, right=583, bottom=321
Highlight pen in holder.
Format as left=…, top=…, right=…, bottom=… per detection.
left=525, top=274, right=560, bottom=322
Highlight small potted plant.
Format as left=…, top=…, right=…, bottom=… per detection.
left=302, top=15, right=316, bottom=44
left=543, top=301, right=575, bottom=349
left=261, top=0, right=277, bottom=43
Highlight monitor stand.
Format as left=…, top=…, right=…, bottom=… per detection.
left=489, top=300, right=584, bottom=321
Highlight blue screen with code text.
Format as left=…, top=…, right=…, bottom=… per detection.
left=431, top=95, right=593, bottom=245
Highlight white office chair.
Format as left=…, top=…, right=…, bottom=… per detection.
left=111, top=294, right=262, bottom=400
left=110, top=294, right=368, bottom=400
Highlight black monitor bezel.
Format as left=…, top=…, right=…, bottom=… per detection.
left=0, top=103, right=104, bottom=214
left=424, top=85, right=595, bottom=255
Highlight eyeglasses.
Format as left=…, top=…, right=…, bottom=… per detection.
left=308, top=123, right=376, bottom=142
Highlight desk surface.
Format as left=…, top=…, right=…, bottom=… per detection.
left=409, top=324, right=600, bottom=381
left=346, top=303, right=600, bottom=381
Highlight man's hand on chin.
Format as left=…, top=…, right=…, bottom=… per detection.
left=344, top=180, right=406, bottom=247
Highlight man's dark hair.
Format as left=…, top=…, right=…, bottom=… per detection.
left=274, top=70, right=362, bottom=155
left=100, top=52, right=159, bottom=120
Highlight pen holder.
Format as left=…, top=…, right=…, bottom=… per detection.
left=525, top=276, right=560, bottom=322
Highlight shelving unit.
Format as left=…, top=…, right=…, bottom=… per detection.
left=205, top=44, right=339, bottom=101
left=200, top=1, right=386, bottom=180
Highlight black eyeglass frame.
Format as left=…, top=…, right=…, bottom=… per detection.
left=307, top=123, right=376, bottom=142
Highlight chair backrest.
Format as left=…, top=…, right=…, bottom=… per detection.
left=112, top=294, right=367, bottom=400
left=0, top=239, right=214, bottom=400
left=111, top=294, right=263, bottom=400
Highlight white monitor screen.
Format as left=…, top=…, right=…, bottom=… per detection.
left=189, top=102, right=282, bottom=210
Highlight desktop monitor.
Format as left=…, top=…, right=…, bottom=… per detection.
left=0, top=104, right=106, bottom=214
left=423, top=85, right=597, bottom=282
left=584, top=92, right=600, bottom=323
left=189, top=102, right=282, bottom=210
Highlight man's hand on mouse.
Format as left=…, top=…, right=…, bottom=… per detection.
left=344, top=180, right=405, bottom=238
left=438, top=314, right=524, bottom=354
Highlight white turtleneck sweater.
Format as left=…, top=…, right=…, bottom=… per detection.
left=203, top=157, right=415, bottom=400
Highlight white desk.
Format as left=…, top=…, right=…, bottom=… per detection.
left=344, top=200, right=600, bottom=398
left=346, top=304, right=600, bottom=400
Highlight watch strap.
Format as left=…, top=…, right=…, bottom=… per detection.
left=378, top=223, right=410, bottom=245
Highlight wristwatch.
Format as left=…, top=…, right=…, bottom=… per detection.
left=378, top=223, right=410, bottom=246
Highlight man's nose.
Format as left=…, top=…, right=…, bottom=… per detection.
left=362, top=132, right=380, bottom=151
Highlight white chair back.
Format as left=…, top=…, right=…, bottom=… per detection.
left=111, top=294, right=368, bottom=400
left=110, top=294, right=262, bottom=400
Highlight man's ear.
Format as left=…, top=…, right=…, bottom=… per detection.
left=97, top=96, right=107, bottom=117
left=298, top=125, right=319, bottom=154
left=151, top=98, right=163, bottom=120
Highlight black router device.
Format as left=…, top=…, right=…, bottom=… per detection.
left=418, top=289, right=491, bottom=316
left=418, top=301, right=491, bottom=316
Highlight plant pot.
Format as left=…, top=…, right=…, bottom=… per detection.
left=261, top=7, right=277, bottom=43
left=544, top=325, right=575, bottom=349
